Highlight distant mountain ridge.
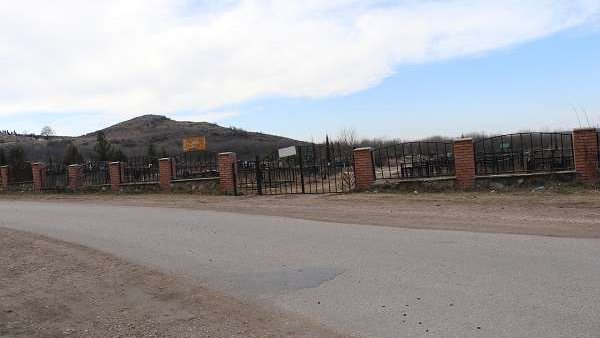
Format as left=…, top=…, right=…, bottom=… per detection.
left=0, top=115, right=301, bottom=162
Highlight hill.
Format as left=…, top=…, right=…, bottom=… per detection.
left=0, top=115, right=301, bottom=162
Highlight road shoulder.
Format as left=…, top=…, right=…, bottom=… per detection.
left=0, top=227, right=352, bottom=338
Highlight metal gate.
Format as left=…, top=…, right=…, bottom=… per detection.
left=237, top=144, right=355, bottom=195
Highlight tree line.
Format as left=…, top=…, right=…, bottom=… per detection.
left=0, top=131, right=168, bottom=167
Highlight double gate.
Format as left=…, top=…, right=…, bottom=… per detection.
left=237, top=144, right=355, bottom=195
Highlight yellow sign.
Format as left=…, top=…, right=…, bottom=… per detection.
left=183, top=137, right=206, bottom=151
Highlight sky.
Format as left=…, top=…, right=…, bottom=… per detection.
left=1, top=0, right=600, bottom=142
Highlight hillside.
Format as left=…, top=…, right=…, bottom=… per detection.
left=0, top=115, right=301, bottom=162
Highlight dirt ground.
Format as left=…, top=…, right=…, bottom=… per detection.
left=0, top=227, right=353, bottom=338
left=3, top=189, right=600, bottom=238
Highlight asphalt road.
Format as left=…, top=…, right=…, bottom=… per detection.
left=1, top=201, right=599, bottom=338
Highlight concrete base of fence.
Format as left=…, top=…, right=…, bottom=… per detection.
left=170, top=177, right=220, bottom=194
left=475, top=171, right=577, bottom=191
left=373, top=171, right=578, bottom=193
left=117, top=182, right=161, bottom=194
left=373, top=176, right=456, bottom=192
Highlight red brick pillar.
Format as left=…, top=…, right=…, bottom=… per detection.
left=218, top=152, right=237, bottom=195
left=32, top=163, right=47, bottom=192
left=573, top=128, right=599, bottom=185
left=454, top=138, right=476, bottom=189
left=68, top=164, right=82, bottom=191
left=1, top=165, right=10, bottom=190
left=353, top=147, right=375, bottom=191
left=159, top=158, right=173, bottom=192
left=109, top=162, right=122, bottom=192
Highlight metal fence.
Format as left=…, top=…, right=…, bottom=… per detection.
left=81, top=161, right=111, bottom=186
left=597, top=131, right=600, bottom=168
left=43, top=163, right=68, bottom=189
left=122, top=156, right=159, bottom=183
left=373, top=141, right=455, bottom=180
left=9, top=162, right=33, bottom=185
left=173, top=151, right=218, bottom=180
left=475, top=132, right=574, bottom=175
left=237, top=143, right=355, bottom=195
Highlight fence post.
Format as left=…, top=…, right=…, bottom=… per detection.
left=109, top=162, right=122, bottom=192
left=32, top=162, right=47, bottom=192
left=1, top=165, right=11, bottom=190
left=573, top=128, right=599, bottom=186
left=218, top=152, right=237, bottom=195
left=159, top=158, right=173, bottom=192
left=68, top=164, right=82, bottom=191
left=297, top=147, right=305, bottom=194
left=453, top=138, right=476, bottom=189
left=255, top=155, right=263, bottom=195
left=353, top=147, right=375, bottom=191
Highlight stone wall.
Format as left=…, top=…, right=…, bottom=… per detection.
left=118, top=182, right=161, bottom=194
left=170, top=178, right=220, bottom=194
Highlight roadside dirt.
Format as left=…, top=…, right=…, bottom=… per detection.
left=0, top=228, right=352, bottom=338
left=2, top=190, right=600, bottom=238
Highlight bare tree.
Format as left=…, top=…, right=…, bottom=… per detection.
left=337, top=128, right=359, bottom=147
left=40, top=126, right=56, bottom=138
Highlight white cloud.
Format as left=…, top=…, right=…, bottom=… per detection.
left=0, top=0, right=598, bottom=119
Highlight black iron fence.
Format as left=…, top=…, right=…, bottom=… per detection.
left=597, top=131, right=600, bottom=167
left=43, top=163, right=68, bottom=189
left=9, top=162, right=33, bottom=185
left=373, top=141, right=454, bottom=180
left=122, top=156, right=159, bottom=183
left=173, top=151, right=218, bottom=180
left=236, top=160, right=259, bottom=194
left=475, top=132, right=574, bottom=175
left=237, top=143, right=355, bottom=195
left=81, top=161, right=111, bottom=186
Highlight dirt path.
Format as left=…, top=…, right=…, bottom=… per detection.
left=0, top=228, right=352, bottom=338
left=3, top=190, right=600, bottom=238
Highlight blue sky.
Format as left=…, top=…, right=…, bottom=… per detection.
left=2, top=0, right=600, bottom=141
left=220, top=27, right=600, bottom=141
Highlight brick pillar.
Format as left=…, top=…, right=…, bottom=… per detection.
left=353, top=147, right=375, bottom=191
left=1, top=165, right=10, bottom=190
left=32, top=162, right=47, bottom=192
left=454, top=138, right=476, bottom=189
left=109, top=162, right=122, bottom=192
left=68, top=164, right=82, bottom=191
left=218, top=152, right=237, bottom=195
left=159, top=158, right=173, bottom=192
left=573, top=128, right=599, bottom=185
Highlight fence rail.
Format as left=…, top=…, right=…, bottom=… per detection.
left=122, top=156, right=159, bottom=183
left=173, top=151, right=218, bottom=180
left=597, top=131, right=600, bottom=168
left=475, top=132, right=574, bottom=175
left=81, top=162, right=111, bottom=186
left=373, top=141, right=455, bottom=180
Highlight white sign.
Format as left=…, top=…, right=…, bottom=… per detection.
left=278, top=146, right=297, bottom=158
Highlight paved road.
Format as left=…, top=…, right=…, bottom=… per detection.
left=1, top=201, right=599, bottom=338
